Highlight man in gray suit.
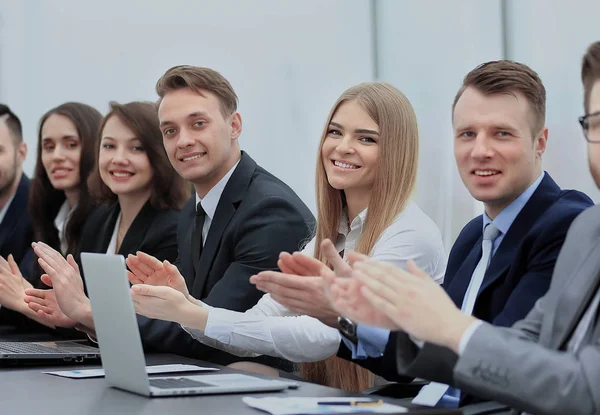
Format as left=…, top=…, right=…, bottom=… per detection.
left=323, top=41, right=600, bottom=415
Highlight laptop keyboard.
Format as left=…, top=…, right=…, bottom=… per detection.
left=0, top=342, right=96, bottom=354
left=149, top=378, right=215, bottom=389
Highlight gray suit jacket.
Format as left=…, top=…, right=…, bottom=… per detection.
left=396, top=204, right=600, bottom=415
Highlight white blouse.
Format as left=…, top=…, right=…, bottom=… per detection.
left=183, top=201, right=446, bottom=362
left=106, top=214, right=122, bottom=254
left=53, top=200, right=75, bottom=255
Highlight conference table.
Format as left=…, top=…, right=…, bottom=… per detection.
left=0, top=327, right=509, bottom=415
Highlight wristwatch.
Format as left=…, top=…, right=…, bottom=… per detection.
left=337, top=316, right=358, bottom=344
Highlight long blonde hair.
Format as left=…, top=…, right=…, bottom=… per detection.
left=301, top=82, right=419, bottom=392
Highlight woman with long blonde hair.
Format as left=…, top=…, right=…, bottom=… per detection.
left=128, top=82, right=446, bottom=391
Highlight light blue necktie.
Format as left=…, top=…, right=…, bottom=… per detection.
left=413, top=224, right=500, bottom=408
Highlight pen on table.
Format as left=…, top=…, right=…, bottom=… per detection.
left=317, top=399, right=384, bottom=406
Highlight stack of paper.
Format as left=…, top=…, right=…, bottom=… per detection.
left=243, top=397, right=407, bottom=414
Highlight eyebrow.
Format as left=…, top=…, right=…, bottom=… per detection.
left=160, top=111, right=209, bottom=127
left=329, top=122, right=379, bottom=135
left=41, top=135, right=79, bottom=141
left=101, top=136, right=139, bottom=142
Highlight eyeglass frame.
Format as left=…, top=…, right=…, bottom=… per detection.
left=579, top=111, right=600, bottom=143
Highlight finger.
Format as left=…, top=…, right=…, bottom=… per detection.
left=0, top=255, right=10, bottom=271
left=24, top=287, right=47, bottom=299
left=28, top=301, right=52, bottom=314
left=346, top=251, right=369, bottom=265
left=66, top=255, right=81, bottom=273
left=127, top=270, right=144, bottom=285
left=7, top=255, right=23, bottom=278
left=137, top=252, right=164, bottom=271
left=277, top=253, right=296, bottom=275
left=353, top=260, right=409, bottom=291
left=37, top=258, right=60, bottom=281
left=355, top=269, right=400, bottom=305
left=164, top=260, right=185, bottom=287
left=320, top=239, right=351, bottom=277
left=131, top=284, right=172, bottom=298
left=40, top=274, right=54, bottom=288
left=253, top=271, right=306, bottom=290
left=282, top=252, right=316, bottom=276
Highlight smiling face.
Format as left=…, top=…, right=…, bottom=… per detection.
left=321, top=100, right=380, bottom=198
left=158, top=88, right=242, bottom=197
left=98, top=115, right=153, bottom=199
left=40, top=114, right=82, bottom=193
left=453, top=87, right=547, bottom=218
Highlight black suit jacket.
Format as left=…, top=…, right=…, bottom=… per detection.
left=0, top=175, right=36, bottom=328
left=137, top=152, right=315, bottom=367
left=338, top=173, right=593, bottom=389
left=77, top=201, right=179, bottom=264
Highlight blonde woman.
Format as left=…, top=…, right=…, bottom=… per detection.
left=128, top=82, right=446, bottom=391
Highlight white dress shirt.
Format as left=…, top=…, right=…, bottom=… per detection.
left=106, top=214, right=122, bottom=254
left=183, top=201, right=446, bottom=362
left=195, top=160, right=240, bottom=246
left=53, top=200, right=74, bottom=255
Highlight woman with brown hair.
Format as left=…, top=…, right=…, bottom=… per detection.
left=24, top=101, right=190, bottom=332
left=0, top=102, right=102, bottom=327
left=128, top=82, right=446, bottom=391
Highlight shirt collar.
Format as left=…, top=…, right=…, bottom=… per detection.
left=483, top=171, right=545, bottom=234
left=0, top=193, right=16, bottom=225
left=195, top=160, right=240, bottom=220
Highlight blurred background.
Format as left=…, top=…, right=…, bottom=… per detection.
left=1, top=0, right=598, bottom=251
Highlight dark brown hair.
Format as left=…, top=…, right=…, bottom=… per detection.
left=29, top=102, right=102, bottom=256
left=582, top=41, right=600, bottom=113
left=0, top=104, right=23, bottom=143
left=88, top=101, right=189, bottom=210
left=156, top=65, right=238, bottom=117
left=452, top=60, right=546, bottom=133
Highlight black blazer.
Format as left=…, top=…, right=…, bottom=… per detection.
left=338, top=173, right=593, bottom=387
left=0, top=175, right=35, bottom=329
left=0, top=174, right=34, bottom=277
left=77, top=201, right=179, bottom=264
left=137, top=152, right=315, bottom=367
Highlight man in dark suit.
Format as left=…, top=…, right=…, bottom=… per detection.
left=327, top=41, right=600, bottom=415
left=308, top=61, right=592, bottom=403
left=0, top=104, right=36, bottom=328
left=123, top=66, right=315, bottom=367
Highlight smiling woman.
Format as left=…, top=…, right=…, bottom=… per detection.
left=29, top=102, right=103, bottom=260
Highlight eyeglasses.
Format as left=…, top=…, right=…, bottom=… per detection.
left=579, top=111, right=600, bottom=143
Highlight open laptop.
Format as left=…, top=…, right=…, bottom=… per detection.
left=80, top=252, right=289, bottom=397
left=0, top=340, right=100, bottom=362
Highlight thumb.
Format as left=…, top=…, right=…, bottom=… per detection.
left=66, top=254, right=80, bottom=272
left=407, top=259, right=428, bottom=279
left=131, top=284, right=155, bottom=297
left=164, top=260, right=181, bottom=282
left=40, top=274, right=54, bottom=287
left=7, top=254, right=23, bottom=277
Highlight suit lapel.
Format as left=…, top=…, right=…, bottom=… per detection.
left=551, top=238, right=600, bottom=349
left=445, top=236, right=483, bottom=308
left=95, top=204, right=121, bottom=253
left=117, top=201, right=155, bottom=256
left=179, top=199, right=197, bottom=289
left=0, top=175, right=29, bottom=250
left=191, top=152, right=256, bottom=295
left=479, top=174, right=561, bottom=294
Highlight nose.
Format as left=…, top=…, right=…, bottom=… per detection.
left=111, top=146, right=129, bottom=165
left=335, top=135, right=356, bottom=155
left=177, top=129, right=195, bottom=149
left=470, top=134, right=494, bottom=160
left=52, top=145, right=66, bottom=162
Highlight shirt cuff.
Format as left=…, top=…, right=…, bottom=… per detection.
left=409, top=334, right=425, bottom=348
left=458, top=320, right=483, bottom=355
left=342, top=325, right=390, bottom=359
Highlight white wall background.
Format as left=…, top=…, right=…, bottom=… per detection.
left=1, top=0, right=599, bottom=251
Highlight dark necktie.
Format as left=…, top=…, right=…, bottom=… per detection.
left=191, top=202, right=206, bottom=261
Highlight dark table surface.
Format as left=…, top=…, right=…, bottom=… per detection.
left=0, top=327, right=509, bottom=415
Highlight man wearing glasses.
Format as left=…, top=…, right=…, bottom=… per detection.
left=326, top=41, right=600, bottom=414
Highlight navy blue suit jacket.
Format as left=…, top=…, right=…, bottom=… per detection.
left=0, top=175, right=36, bottom=329
left=338, top=173, right=593, bottom=385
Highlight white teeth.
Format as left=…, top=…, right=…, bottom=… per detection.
left=112, top=172, right=132, bottom=177
left=54, top=168, right=69, bottom=173
left=474, top=170, right=499, bottom=176
left=182, top=154, right=202, bottom=162
left=334, top=161, right=359, bottom=169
